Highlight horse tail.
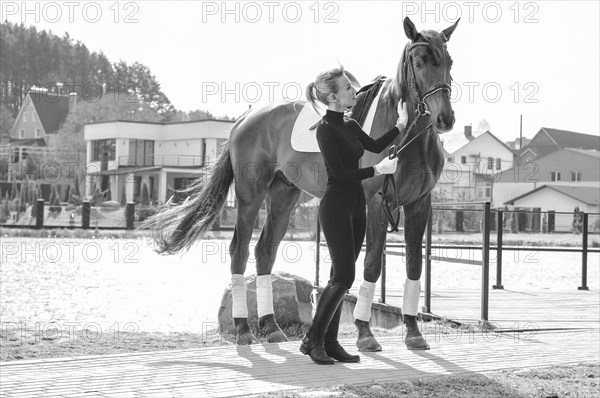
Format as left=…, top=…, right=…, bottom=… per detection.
left=145, top=140, right=234, bottom=254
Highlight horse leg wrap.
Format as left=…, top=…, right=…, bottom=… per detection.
left=353, top=281, right=376, bottom=321
left=231, top=274, right=248, bottom=318
left=402, top=278, right=421, bottom=317
left=256, top=274, right=274, bottom=318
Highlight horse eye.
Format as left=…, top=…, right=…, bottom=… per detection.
left=415, top=61, right=422, bottom=69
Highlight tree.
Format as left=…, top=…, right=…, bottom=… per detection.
left=10, top=179, right=17, bottom=200
left=477, top=119, right=492, bottom=132
left=141, top=183, right=149, bottom=205
left=73, top=172, right=81, bottom=197
left=120, top=187, right=127, bottom=206
left=0, top=198, right=9, bottom=223
left=0, top=103, right=15, bottom=144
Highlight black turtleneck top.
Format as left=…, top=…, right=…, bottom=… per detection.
left=316, top=110, right=400, bottom=184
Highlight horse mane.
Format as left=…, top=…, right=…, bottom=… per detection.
left=381, top=30, right=451, bottom=108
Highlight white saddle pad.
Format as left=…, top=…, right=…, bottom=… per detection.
left=290, top=87, right=383, bottom=153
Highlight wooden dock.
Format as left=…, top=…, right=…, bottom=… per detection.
left=1, top=329, right=598, bottom=397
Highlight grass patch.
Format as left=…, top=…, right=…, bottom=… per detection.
left=256, top=362, right=600, bottom=398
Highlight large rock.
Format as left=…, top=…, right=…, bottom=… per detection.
left=218, top=271, right=313, bottom=333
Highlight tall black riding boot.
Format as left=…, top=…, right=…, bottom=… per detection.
left=299, top=282, right=348, bottom=365
left=324, top=301, right=360, bottom=362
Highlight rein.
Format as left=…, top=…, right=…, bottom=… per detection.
left=380, top=40, right=450, bottom=233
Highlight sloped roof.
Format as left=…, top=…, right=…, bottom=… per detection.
left=565, top=148, right=600, bottom=159
left=8, top=138, right=47, bottom=147
left=540, top=127, right=600, bottom=151
left=28, top=91, right=71, bottom=134
left=442, top=130, right=514, bottom=156
left=504, top=184, right=600, bottom=206
left=440, top=129, right=485, bottom=154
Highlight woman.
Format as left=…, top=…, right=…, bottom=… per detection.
left=300, top=66, right=408, bottom=365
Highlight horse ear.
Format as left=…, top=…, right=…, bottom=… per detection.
left=441, top=18, right=460, bottom=42
left=403, top=17, right=419, bottom=41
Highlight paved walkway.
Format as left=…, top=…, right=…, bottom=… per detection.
left=1, top=329, right=598, bottom=397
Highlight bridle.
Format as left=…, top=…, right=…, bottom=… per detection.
left=380, top=40, right=452, bottom=233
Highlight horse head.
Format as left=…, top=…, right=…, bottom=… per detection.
left=398, top=17, right=459, bottom=133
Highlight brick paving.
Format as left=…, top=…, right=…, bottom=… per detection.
left=1, top=329, right=598, bottom=397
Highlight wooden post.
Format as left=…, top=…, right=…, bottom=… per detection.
left=424, top=207, right=433, bottom=313
left=35, top=199, right=44, bottom=229
left=82, top=201, right=90, bottom=229
left=493, top=210, right=504, bottom=289
left=126, top=202, right=135, bottom=230
left=578, top=213, right=589, bottom=291
left=481, top=202, right=491, bottom=322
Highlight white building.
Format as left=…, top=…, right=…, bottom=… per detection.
left=84, top=119, right=235, bottom=204
left=436, top=125, right=515, bottom=203
left=504, top=184, right=599, bottom=232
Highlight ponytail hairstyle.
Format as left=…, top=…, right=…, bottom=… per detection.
left=305, top=66, right=346, bottom=115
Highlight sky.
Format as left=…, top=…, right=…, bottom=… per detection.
left=2, top=0, right=599, bottom=143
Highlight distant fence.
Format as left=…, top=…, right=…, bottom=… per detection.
left=0, top=199, right=135, bottom=230
left=314, top=202, right=600, bottom=322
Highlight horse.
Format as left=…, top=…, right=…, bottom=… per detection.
left=147, top=16, right=458, bottom=350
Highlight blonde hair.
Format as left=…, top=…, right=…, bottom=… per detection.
left=305, top=66, right=346, bottom=114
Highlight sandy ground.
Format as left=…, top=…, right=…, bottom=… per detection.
left=1, top=236, right=598, bottom=336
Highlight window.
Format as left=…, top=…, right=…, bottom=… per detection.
left=570, top=171, right=582, bottom=181
left=487, top=157, right=493, bottom=170
left=23, top=112, right=27, bottom=122
left=35, top=128, right=41, bottom=137
left=550, top=171, right=561, bottom=181
left=19, top=129, right=24, bottom=138
left=447, top=157, right=453, bottom=163
left=128, top=139, right=154, bottom=166
left=476, top=182, right=492, bottom=199
left=92, top=139, right=116, bottom=161
left=32, top=112, right=36, bottom=122
left=461, top=156, right=467, bottom=164
left=496, top=158, right=501, bottom=170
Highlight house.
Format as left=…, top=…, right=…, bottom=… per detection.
left=505, top=137, right=531, bottom=151
left=83, top=118, right=235, bottom=204
left=435, top=125, right=515, bottom=202
left=517, top=127, right=600, bottom=164
left=504, top=184, right=600, bottom=232
left=493, top=148, right=600, bottom=207
left=7, top=90, right=77, bottom=163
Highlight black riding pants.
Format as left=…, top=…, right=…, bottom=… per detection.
left=319, top=182, right=366, bottom=290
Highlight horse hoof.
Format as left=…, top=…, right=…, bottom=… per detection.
left=259, top=314, right=288, bottom=343
left=266, top=330, right=288, bottom=343
left=234, top=318, right=256, bottom=345
left=236, top=331, right=256, bottom=345
left=405, top=335, right=430, bottom=350
left=354, top=320, right=382, bottom=351
left=357, top=336, right=382, bottom=352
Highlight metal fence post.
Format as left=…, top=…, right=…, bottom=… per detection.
left=35, top=199, right=44, bottom=229
left=493, top=209, right=504, bottom=289
left=82, top=201, right=90, bottom=229
left=424, top=206, right=433, bottom=313
left=126, top=202, right=135, bottom=230
left=315, top=209, right=320, bottom=287
left=381, top=241, right=386, bottom=304
left=579, top=213, right=589, bottom=291
left=481, top=202, right=491, bottom=322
